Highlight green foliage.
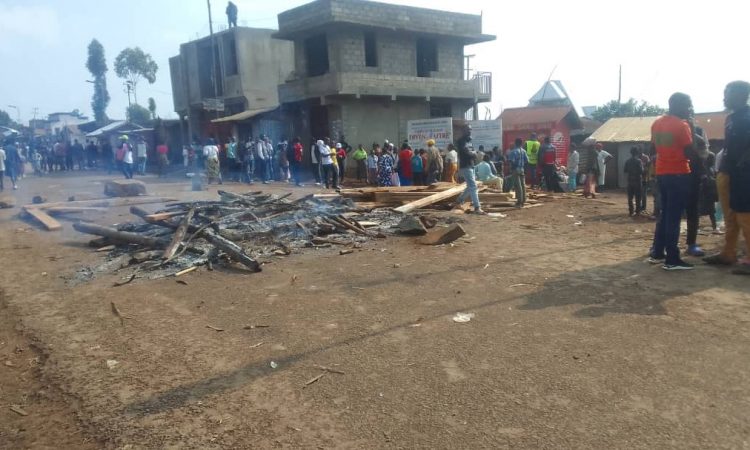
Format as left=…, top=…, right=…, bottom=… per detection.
left=0, top=109, right=19, bottom=128
left=114, top=47, right=158, bottom=104
left=86, top=39, right=110, bottom=124
left=591, top=99, right=666, bottom=123
left=127, top=104, right=152, bottom=126
left=147, top=97, right=157, bottom=119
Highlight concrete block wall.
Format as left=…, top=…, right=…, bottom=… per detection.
left=436, top=39, right=463, bottom=80
left=278, top=0, right=484, bottom=40
left=339, top=98, right=429, bottom=150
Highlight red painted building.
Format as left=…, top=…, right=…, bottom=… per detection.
left=500, top=106, right=582, bottom=166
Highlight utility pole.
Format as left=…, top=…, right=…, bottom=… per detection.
left=207, top=0, right=220, bottom=123
left=464, top=54, right=475, bottom=80
left=618, top=64, right=622, bottom=105
left=124, top=81, right=133, bottom=121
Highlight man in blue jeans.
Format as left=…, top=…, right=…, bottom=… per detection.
left=456, top=142, right=485, bottom=214
left=507, top=138, right=529, bottom=208
left=649, top=92, right=702, bottom=270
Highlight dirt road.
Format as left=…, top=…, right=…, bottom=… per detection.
left=1, top=173, right=748, bottom=449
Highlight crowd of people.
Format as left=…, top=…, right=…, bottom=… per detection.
left=3, top=81, right=749, bottom=275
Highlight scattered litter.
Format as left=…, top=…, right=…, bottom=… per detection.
left=288, top=426, right=302, bottom=432
left=290, top=274, right=299, bottom=284
left=206, top=325, right=224, bottom=332
left=249, top=342, right=264, bottom=349
left=566, top=215, right=575, bottom=218
left=339, top=249, right=354, bottom=255
left=483, top=264, right=489, bottom=270
left=409, top=323, right=422, bottom=328
left=270, top=361, right=278, bottom=369
left=9, top=405, right=29, bottom=416
left=509, top=283, right=530, bottom=288
left=313, top=364, right=345, bottom=375
left=304, top=373, right=326, bottom=387
left=488, top=213, right=507, bottom=218
left=176, top=280, right=188, bottom=285
left=243, top=324, right=270, bottom=329
left=393, top=263, right=401, bottom=268
left=110, top=302, right=125, bottom=325
left=106, top=359, right=119, bottom=369
left=113, top=273, right=137, bottom=287
left=452, top=312, right=475, bottom=323
left=41, top=272, right=47, bottom=277
left=574, top=221, right=583, bottom=226
left=510, top=323, right=519, bottom=326
left=175, top=266, right=198, bottom=277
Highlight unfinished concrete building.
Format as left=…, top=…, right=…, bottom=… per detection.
left=169, top=27, right=295, bottom=142
left=274, top=0, right=494, bottom=148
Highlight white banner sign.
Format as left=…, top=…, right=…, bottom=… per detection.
left=407, top=117, right=453, bottom=149
left=468, top=119, right=502, bottom=151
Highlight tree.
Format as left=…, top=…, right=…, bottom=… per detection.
left=114, top=47, right=158, bottom=105
left=127, top=104, right=152, bottom=126
left=591, top=98, right=666, bottom=123
left=0, top=109, right=20, bottom=128
left=147, top=97, right=157, bottom=120
left=86, top=39, right=110, bottom=125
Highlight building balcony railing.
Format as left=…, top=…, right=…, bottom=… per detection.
left=279, top=71, right=492, bottom=104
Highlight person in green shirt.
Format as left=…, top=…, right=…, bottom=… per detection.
left=351, top=144, right=368, bottom=182
left=525, top=132, right=541, bottom=188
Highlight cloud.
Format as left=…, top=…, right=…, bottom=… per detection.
left=0, top=4, right=62, bottom=49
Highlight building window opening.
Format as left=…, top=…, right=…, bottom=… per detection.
left=430, top=103, right=451, bottom=118
left=364, top=31, right=377, bottom=67
left=417, top=38, right=438, bottom=78
left=305, top=34, right=329, bottom=77
left=224, top=35, right=238, bottom=76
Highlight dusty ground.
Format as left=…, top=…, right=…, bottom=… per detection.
left=0, top=171, right=749, bottom=449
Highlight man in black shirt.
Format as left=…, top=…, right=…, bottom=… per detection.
left=705, top=80, right=750, bottom=273
left=623, top=146, right=644, bottom=216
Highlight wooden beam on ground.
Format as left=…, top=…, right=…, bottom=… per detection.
left=25, top=196, right=178, bottom=211
left=163, top=208, right=195, bottom=261
left=393, top=184, right=467, bottom=214
left=72, top=222, right=169, bottom=248
left=44, top=206, right=108, bottom=214
left=22, top=207, right=62, bottom=231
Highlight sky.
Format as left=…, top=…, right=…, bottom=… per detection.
left=1, top=0, right=747, bottom=124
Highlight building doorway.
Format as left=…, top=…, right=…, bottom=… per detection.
left=310, top=105, right=329, bottom=140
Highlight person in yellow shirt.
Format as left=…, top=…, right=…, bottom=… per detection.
left=525, top=133, right=540, bottom=187
left=443, top=143, right=458, bottom=183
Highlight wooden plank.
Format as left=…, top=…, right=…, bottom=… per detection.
left=144, top=211, right=187, bottom=222
left=26, top=196, right=178, bottom=211
left=44, top=206, right=108, bottom=214
left=22, top=207, right=62, bottom=231
left=163, top=208, right=195, bottom=260
left=72, top=222, right=169, bottom=248
left=393, top=184, right=467, bottom=214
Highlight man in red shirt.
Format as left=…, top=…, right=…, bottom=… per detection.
left=649, top=92, right=701, bottom=270
left=156, top=142, right=169, bottom=177
left=398, top=143, right=414, bottom=186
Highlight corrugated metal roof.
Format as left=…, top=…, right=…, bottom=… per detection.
left=500, top=106, right=582, bottom=130
left=529, top=80, right=570, bottom=105
left=694, top=112, right=727, bottom=141
left=86, top=120, right=143, bottom=137
left=589, top=116, right=659, bottom=143
left=210, top=107, right=276, bottom=123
